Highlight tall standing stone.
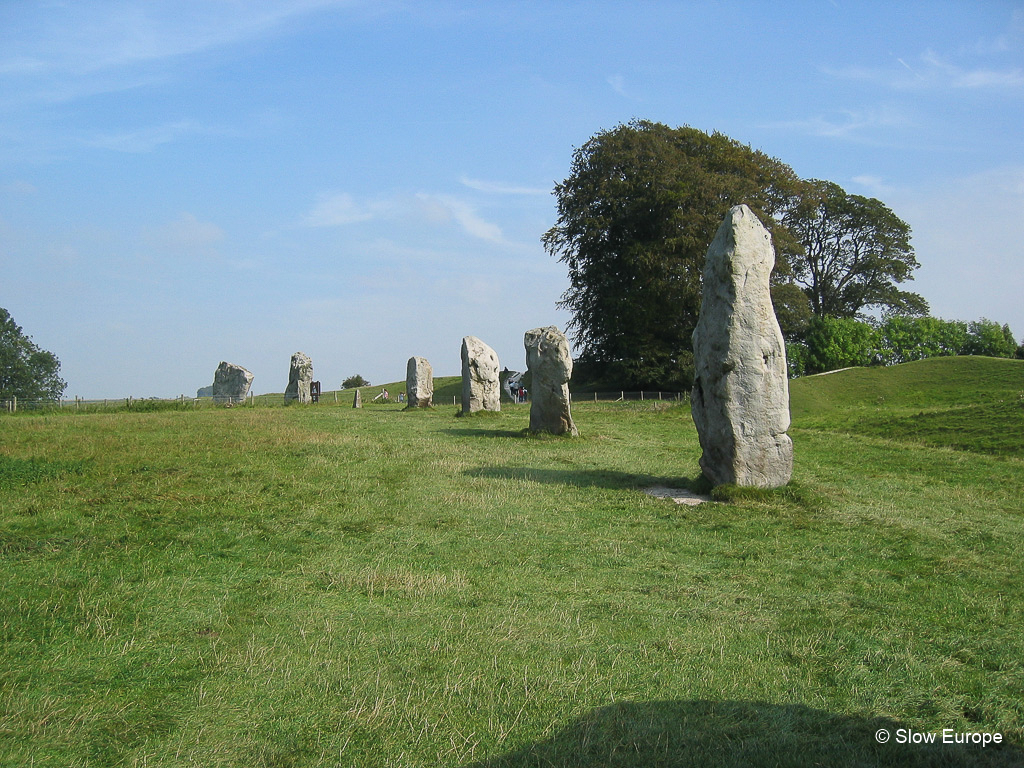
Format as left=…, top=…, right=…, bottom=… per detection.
left=284, top=352, right=313, bottom=404
left=212, top=361, right=254, bottom=404
left=406, top=357, right=433, bottom=408
left=461, top=336, right=501, bottom=414
left=353, top=389, right=362, bottom=408
left=524, top=326, right=578, bottom=436
left=691, top=204, right=792, bottom=488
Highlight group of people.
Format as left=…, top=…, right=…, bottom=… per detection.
left=372, top=388, right=406, bottom=404
left=371, top=385, right=525, bottom=403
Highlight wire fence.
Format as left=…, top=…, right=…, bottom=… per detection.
left=2, top=394, right=278, bottom=413
left=572, top=391, right=688, bottom=403
left=3, top=389, right=691, bottom=414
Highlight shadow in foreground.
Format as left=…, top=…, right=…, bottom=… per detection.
left=445, top=428, right=529, bottom=439
left=466, top=466, right=701, bottom=493
left=462, top=700, right=1023, bottom=768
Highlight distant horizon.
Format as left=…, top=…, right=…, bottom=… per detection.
left=3, top=1, right=1022, bottom=399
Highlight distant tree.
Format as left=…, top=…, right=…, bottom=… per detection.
left=803, top=316, right=880, bottom=374
left=963, top=319, right=1018, bottom=358
left=783, top=179, right=927, bottom=319
left=342, top=374, right=369, bottom=389
left=543, top=120, right=804, bottom=390
left=771, top=282, right=813, bottom=340
left=785, top=340, right=810, bottom=378
left=0, top=307, right=67, bottom=401
left=875, top=316, right=967, bottom=365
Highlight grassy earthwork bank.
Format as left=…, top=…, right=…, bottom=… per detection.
left=1, top=357, right=1023, bottom=767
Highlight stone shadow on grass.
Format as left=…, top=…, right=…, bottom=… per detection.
left=466, top=466, right=702, bottom=493
left=461, top=699, right=1022, bottom=768
left=446, top=427, right=528, bottom=439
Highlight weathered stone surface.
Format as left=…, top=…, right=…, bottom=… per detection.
left=691, top=204, right=792, bottom=488
left=406, top=357, right=433, bottom=408
left=285, top=352, right=313, bottom=404
left=524, top=326, right=578, bottom=436
left=461, top=336, right=501, bottom=414
left=352, top=388, right=362, bottom=408
left=212, top=361, right=254, bottom=404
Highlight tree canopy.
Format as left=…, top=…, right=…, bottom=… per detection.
left=342, top=374, right=369, bottom=389
left=544, top=121, right=927, bottom=388
left=783, top=179, right=927, bottom=319
left=542, top=120, right=803, bottom=390
left=0, top=308, right=67, bottom=402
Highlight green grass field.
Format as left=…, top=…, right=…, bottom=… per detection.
left=1, top=357, right=1022, bottom=767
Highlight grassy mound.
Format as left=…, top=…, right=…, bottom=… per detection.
left=791, top=356, right=1024, bottom=456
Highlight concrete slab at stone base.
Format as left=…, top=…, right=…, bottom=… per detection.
left=645, top=486, right=711, bottom=506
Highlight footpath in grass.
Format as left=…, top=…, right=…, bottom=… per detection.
left=1, top=360, right=1023, bottom=767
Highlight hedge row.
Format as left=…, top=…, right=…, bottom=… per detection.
left=786, top=316, right=1022, bottom=377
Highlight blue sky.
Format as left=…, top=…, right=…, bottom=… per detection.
left=2, top=0, right=1022, bottom=398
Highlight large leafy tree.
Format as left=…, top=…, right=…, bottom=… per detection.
left=542, top=120, right=803, bottom=389
left=783, top=179, right=927, bottom=319
left=0, top=307, right=67, bottom=402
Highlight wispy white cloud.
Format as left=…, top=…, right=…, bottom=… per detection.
left=895, top=57, right=925, bottom=82
left=768, top=105, right=912, bottom=144
left=416, top=193, right=504, bottom=244
left=299, top=189, right=510, bottom=246
left=920, top=49, right=1024, bottom=90
left=134, top=213, right=226, bottom=272
left=2, top=179, right=38, bottom=197
left=607, top=73, right=629, bottom=97
left=826, top=47, right=1024, bottom=93
left=85, top=119, right=224, bottom=152
left=0, top=0, right=356, bottom=105
left=302, top=192, right=381, bottom=227
left=146, top=212, right=224, bottom=253
left=459, top=176, right=549, bottom=196
left=950, top=67, right=1024, bottom=89
left=968, top=9, right=1024, bottom=55
left=851, top=175, right=894, bottom=197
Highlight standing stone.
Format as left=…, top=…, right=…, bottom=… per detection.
left=406, top=357, right=433, bottom=407
left=461, top=336, right=501, bottom=414
left=353, top=389, right=362, bottom=408
left=524, top=326, right=578, bottom=436
left=284, top=352, right=313, bottom=404
left=691, top=204, right=793, bottom=488
left=212, top=361, right=254, bottom=404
